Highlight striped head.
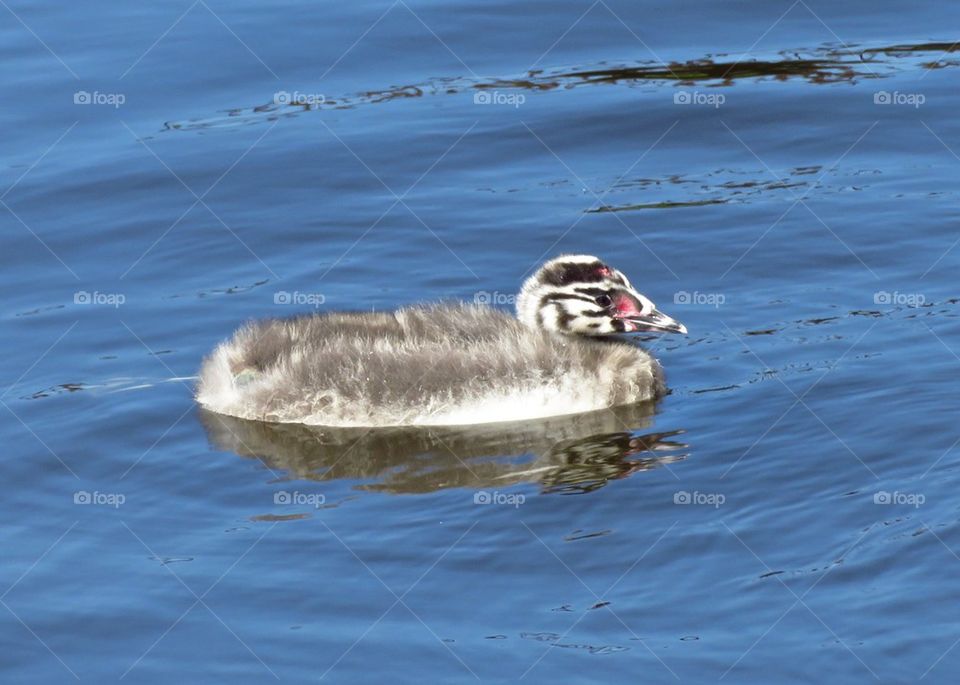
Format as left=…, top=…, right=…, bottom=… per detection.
left=516, top=255, right=687, bottom=336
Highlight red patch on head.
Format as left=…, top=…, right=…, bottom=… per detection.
left=614, top=293, right=643, bottom=317
left=596, top=266, right=613, bottom=279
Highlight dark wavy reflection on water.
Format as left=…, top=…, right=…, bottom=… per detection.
left=200, top=405, right=688, bottom=495
left=164, top=40, right=958, bottom=132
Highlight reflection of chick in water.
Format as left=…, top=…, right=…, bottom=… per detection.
left=200, top=403, right=688, bottom=495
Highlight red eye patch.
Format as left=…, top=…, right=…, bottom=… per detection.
left=613, top=292, right=643, bottom=317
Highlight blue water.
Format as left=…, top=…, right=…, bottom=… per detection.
left=3, top=0, right=960, bottom=682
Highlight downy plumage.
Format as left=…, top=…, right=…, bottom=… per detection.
left=196, top=255, right=686, bottom=427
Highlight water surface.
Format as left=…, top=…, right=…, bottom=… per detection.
left=3, top=0, right=960, bottom=682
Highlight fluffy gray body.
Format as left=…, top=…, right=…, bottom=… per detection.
left=196, top=255, right=686, bottom=427
left=196, top=303, right=664, bottom=427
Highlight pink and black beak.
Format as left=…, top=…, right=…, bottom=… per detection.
left=612, top=290, right=687, bottom=335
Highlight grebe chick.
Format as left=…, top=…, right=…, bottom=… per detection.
left=196, top=255, right=686, bottom=427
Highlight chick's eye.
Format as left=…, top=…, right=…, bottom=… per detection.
left=595, top=294, right=612, bottom=308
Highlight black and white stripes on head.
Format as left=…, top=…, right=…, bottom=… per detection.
left=537, top=256, right=631, bottom=289
left=514, top=254, right=686, bottom=337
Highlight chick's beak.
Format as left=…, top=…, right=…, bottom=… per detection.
left=626, top=307, right=687, bottom=335
left=613, top=291, right=687, bottom=335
